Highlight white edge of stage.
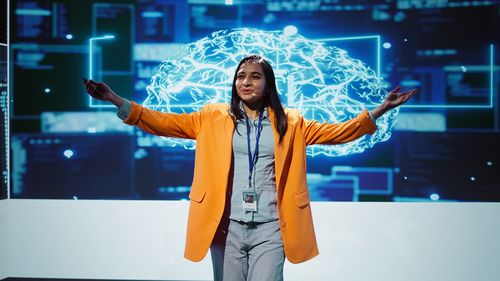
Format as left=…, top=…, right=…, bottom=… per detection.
left=3, top=199, right=500, bottom=281
left=0, top=200, right=9, bottom=280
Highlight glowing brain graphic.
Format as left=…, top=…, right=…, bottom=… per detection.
left=144, top=28, right=398, bottom=157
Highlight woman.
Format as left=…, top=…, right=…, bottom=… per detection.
left=83, top=55, right=416, bottom=281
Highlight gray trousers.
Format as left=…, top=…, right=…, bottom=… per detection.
left=210, top=218, right=285, bottom=281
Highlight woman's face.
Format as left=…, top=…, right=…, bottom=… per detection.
left=235, top=62, right=266, bottom=106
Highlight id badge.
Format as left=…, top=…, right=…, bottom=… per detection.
left=242, top=191, right=257, bottom=212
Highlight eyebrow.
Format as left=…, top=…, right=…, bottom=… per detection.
left=237, top=71, right=263, bottom=75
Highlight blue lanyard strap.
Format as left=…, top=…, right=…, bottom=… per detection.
left=245, top=110, right=264, bottom=188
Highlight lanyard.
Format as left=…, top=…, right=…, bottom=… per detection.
left=245, top=110, right=263, bottom=188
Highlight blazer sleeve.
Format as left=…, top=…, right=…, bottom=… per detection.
left=302, top=109, right=377, bottom=146
left=122, top=101, right=203, bottom=140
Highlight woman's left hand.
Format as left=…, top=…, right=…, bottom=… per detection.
left=382, top=85, right=417, bottom=111
left=370, top=86, right=418, bottom=120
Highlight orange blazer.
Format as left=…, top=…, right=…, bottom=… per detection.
left=124, top=102, right=377, bottom=263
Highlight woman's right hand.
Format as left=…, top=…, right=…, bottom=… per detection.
left=82, top=78, right=123, bottom=107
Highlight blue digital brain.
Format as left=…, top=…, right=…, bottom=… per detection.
left=144, top=28, right=398, bottom=157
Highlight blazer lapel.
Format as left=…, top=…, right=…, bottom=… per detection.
left=268, top=106, right=292, bottom=191
left=213, top=107, right=235, bottom=176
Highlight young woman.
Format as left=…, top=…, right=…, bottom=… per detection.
left=83, top=55, right=416, bottom=281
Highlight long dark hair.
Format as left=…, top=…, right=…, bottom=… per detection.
left=230, top=55, right=288, bottom=144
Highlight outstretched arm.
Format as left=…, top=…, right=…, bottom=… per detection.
left=303, top=86, right=417, bottom=146
left=82, top=78, right=202, bottom=139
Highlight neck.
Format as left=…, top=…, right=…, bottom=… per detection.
left=243, top=101, right=263, bottom=119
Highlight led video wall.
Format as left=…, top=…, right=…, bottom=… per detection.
left=4, top=0, right=499, bottom=202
